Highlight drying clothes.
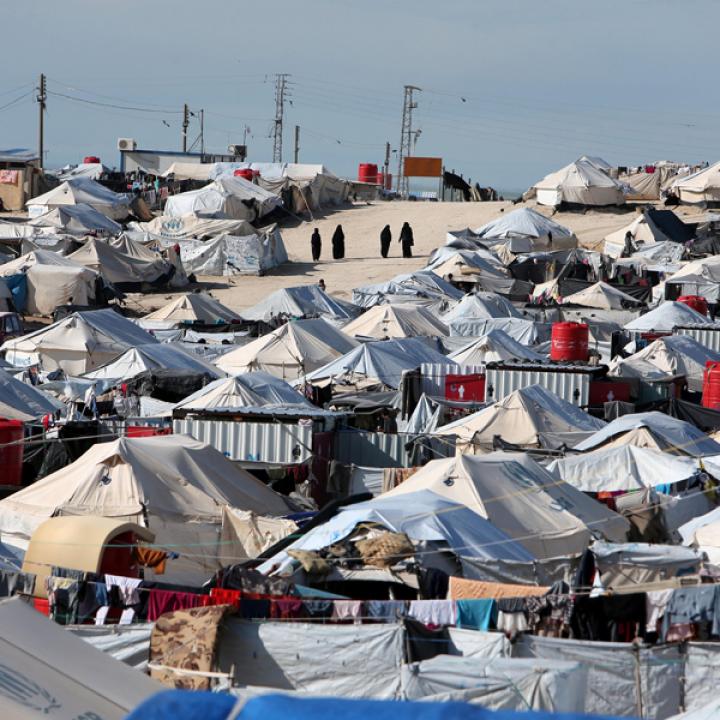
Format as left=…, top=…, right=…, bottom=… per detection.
left=208, top=588, right=242, bottom=607
left=525, top=594, right=574, bottom=637
left=646, top=589, right=674, bottom=633
left=0, top=570, right=35, bottom=597
left=448, top=577, right=549, bottom=600
left=147, top=590, right=207, bottom=622
left=219, top=565, right=292, bottom=596
left=496, top=611, right=528, bottom=636
left=407, top=600, right=456, bottom=628
left=134, top=547, right=168, bottom=575
left=302, top=600, right=334, bottom=619
left=456, top=599, right=497, bottom=631
left=47, top=577, right=80, bottom=625
left=51, top=567, right=85, bottom=580
left=662, top=586, right=720, bottom=641
left=403, top=618, right=450, bottom=662
left=270, top=598, right=306, bottom=620
left=417, top=567, right=449, bottom=600
left=95, top=606, right=110, bottom=625
left=366, top=600, right=407, bottom=622
left=331, top=600, right=363, bottom=623
left=105, top=575, right=142, bottom=606
left=239, top=598, right=270, bottom=620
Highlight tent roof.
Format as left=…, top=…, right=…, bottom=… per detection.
left=27, top=204, right=122, bottom=234
left=474, top=208, right=575, bottom=241
left=352, top=271, right=463, bottom=309
left=144, top=292, right=241, bottom=324
left=0, top=248, right=99, bottom=277
left=436, top=384, right=605, bottom=449
left=672, top=160, right=720, bottom=193
left=241, top=285, right=359, bottom=323
left=343, top=303, right=449, bottom=339
left=535, top=159, right=624, bottom=191
left=28, top=177, right=129, bottom=211
left=0, top=148, right=37, bottom=163
left=302, top=338, right=454, bottom=389
left=0, top=368, right=64, bottom=420
left=442, top=292, right=523, bottom=323
left=573, top=411, right=720, bottom=456
left=385, top=452, right=629, bottom=558
left=624, top=301, right=711, bottom=332
left=216, top=318, right=358, bottom=378
left=562, top=281, right=642, bottom=310
left=449, top=329, right=543, bottom=366
left=548, top=445, right=699, bottom=492
left=0, top=597, right=160, bottom=719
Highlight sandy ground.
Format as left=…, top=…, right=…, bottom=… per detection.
left=119, top=200, right=707, bottom=315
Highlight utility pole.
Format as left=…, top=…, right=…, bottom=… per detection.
left=272, top=73, right=290, bottom=163
left=383, top=141, right=391, bottom=190
left=182, top=103, right=189, bottom=152
left=37, top=74, right=46, bottom=170
left=396, top=85, right=421, bottom=198
left=293, top=125, right=300, bottom=163
left=199, top=109, right=205, bottom=155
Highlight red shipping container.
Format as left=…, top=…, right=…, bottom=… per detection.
left=588, top=381, right=631, bottom=406
left=445, top=374, right=486, bottom=402
left=125, top=426, right=172, bottom=438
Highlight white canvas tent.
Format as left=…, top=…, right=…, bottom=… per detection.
left=179, top=228, right=288, bottom=276
left=562, top=281, right=642, bottom=310
left=442, top=292, right=523, bottom=323
left=533, top=159, right=628, bottom=207
left=548, top=445, right=699, bottom=493
left=164, top=176, right=281, bottom=222
left=435, top=384, right=605, bottom=452
left=449, top=329, right=544, bottom=366
left=473, top=208, right=577, bottom=251
left=216, top=318, right=358, bottom=380
left=128, top=215, right=256, bottom=241
left=604, top=209, right=694, bottom=257
left=343, top=303, right=448, bottom=339
left=0, top=435, right=293, bottom=582
left=352, top=271, right=463, bottom=310
left=0, top=597, right=160, bottom=720
left=0, top=368, right=64, bottom=421
left=624, top=301, right=711, bottom=333
left=241, top=285, right=359, bottom=323
left=0, top=249, right=99, bottom=316
left=384, top=453, right=629, bottom=558
left=670, top=161, right=720, bottom=204
left=2, top=308, right=158, bottom=374
left=27, top=203, right=122, bottom=234
left=609, top=335, right=720, bottom=392
left=27, top=178, right=131, bottom=220
left=142, top=292, right=241, bottom=327
left=54, top=162, right=109, bottom=181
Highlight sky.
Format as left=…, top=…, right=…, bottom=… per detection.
left=2, top=0, right=720, bottom=191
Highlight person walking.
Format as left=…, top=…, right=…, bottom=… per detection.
left=331, top=224, right=345, bottom=260
left=380, top=224, right=392, bottom=258
left=399, top=221, right=414, bottom=258
left=311, top=228, right=322, bottom=262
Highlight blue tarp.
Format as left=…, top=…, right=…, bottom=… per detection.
left=5, top=274, right=26, bottom=313
left=126, top=692, right=619, bottom=720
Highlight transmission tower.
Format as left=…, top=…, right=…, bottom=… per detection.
left=272, top=73, right=290, bottom=163
left=396, top=85, right=421, bottom=198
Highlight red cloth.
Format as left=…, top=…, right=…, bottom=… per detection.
left=269, top=597, right=306, bottom=620
left=209, top=588, right=242, bottom=607
left=147, top=590, right=208, bottom=621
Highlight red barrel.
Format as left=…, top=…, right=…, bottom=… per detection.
left=0, top=419, right=23, bottom=486
left=551, top=322, right=589, bottom=362
left=358, top=163, right=378, bottom=184
left=83, top=155, right=101, bottom=164
left=678, top=295, right=708, bottom=316
left=233, top=168, right=255, bottom=182
left=703, top=361, right=720, bottom=409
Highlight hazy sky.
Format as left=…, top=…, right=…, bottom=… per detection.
left=3, top=0, right=719, bottom=190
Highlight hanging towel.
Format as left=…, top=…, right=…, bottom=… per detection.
left=456, top=599, right=497, bottom=630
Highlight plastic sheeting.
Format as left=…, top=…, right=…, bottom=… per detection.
left=242, top=285, right=360, bottom=323
left=0, top=367, right=64, bottom=421
left=625, top=301, right=711, bottom=333
left=27, top=177, right=131, bottom=220
left=474, top=207, right=577, bottom=251
left=69, top=623, right=154, bottom=671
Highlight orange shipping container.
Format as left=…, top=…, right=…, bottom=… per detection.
left=403, top=156, right=443, bottom=178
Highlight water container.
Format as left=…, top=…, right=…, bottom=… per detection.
left=358, top=163, right=378, bottom=184
left=0, top=419, right=23, bottom=486
left=678, top=295, right=708, bottom=317
left=83, top=156, right=101, bottom=164
left=703, top=361, right=720, bottom=409
left=233, top=169, right=255, bottom=182
left=550, top=322, right=589, bottom=362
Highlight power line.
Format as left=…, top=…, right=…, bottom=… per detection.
left=46, top=90, right=183, bottom=115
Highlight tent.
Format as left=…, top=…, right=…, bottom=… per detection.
left=128, top=215, right=256, bottom=242
left=624, top=301, right=711, bottom=333
left=384, top=453, right=629, bottom=558
left=449, top=329, right=543, bottom=366
left=532, top=159, right=628, bottom=207
left=473, top=208, right=577, bottom=251
left=425, top=249, right=508, bottom=282
left=0, top=435, right=293, bottom=582
left=0, top=367, right=64, bottom=421
left=0, top=597, right=160, bottom=720
left=27, top=203, right=122, bottom=234
left=604, top=209, right=694, bottom=257
left=448, top=317, right=539, bottom=344
left=352, top=271, right=463, bottom=310
left=302, top=338, right=454, bottom=389
left=241, top=285, right=359, bottom=323
left=173, top=371, right=312, bottom=414
left=68, top=237, right=177, bottom=289
left=670, top=161, right=720, bottom=204
left=442, top=293, right=523, bottom=323
left=435, top=384, right=605, bottom=452
left=573, top=411, right=720, bottom=456
left=609, top=335, right=720, bottom=392
left=164, top=176, right=281, bottom=222
left=83, top=343, right=223, bottom=382
left=2, top=308, right=158, bottom=374
left=343, top=304, right=449, bottom=339
left=0, top=249, right=99, bottom=315
left=27, top=177, right=131, bottom=220
left=142, top=293, right=241, bottom=327
left=179, top=228, right=288, bottom=276
left=561, top=281, right=643, bottom=310
left=547, top=445, right=699, bottom=493
left=54, top=161, right=109, bottom=181
left=216, top=319, right=358, bottom=379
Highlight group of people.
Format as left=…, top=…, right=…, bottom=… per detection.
left=310, top=222, right=416, bottom=261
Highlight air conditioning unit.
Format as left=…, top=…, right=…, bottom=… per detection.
left=117, top=138, right=137, bottom=151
